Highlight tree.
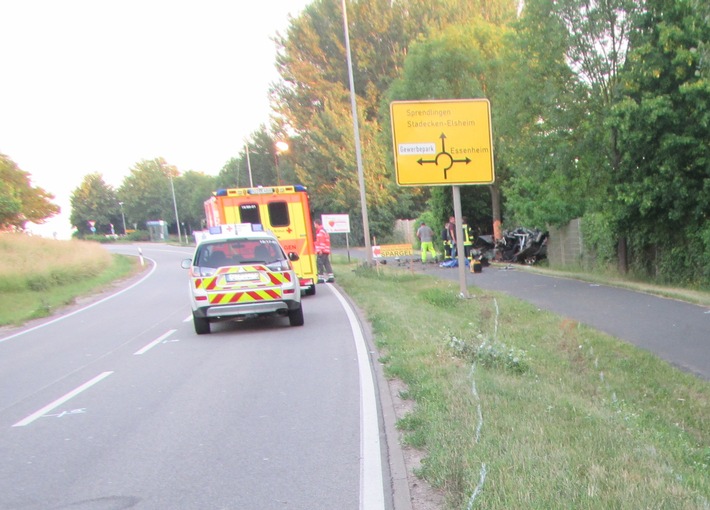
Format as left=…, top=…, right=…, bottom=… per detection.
left=69, top=173, right=120, bottom=235
left=273, top=0, right=518, bottom=243
left=544, top=0, right=643, bottom=270
left=610, top=0, right=710, bottom=283
left=117, top=158, right=179, bottom=233
left=495, top=0, right=591, bottom=229
left=175, top=171, right=218, bottom=234
left=272, top=0, right=405, bottom=243
left=383, top=21, right=510, bottom=236
left=217, top=126, right=294, bottom=189
left=0, top=154, right=59, bottom=230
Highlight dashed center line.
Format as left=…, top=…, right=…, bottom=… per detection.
left=133, top=330, right=176, bottom=355
left=13, top=371, right=114, bottom=427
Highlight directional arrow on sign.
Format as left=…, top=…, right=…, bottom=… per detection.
left=416, top=134, right=471, bottom=179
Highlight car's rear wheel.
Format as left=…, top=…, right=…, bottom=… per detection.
left=305, top=284, right=316, bottom=296
left=288, top=305, right=304, bottom=326
left=193, top=314, right=211, bottom=335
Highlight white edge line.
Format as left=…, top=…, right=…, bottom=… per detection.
left=134, top=329, right=176, bottom=355
left=0, top=255, right=158, bottom=345
left=12, top=371, right=114, bottom=427
left=328, top=285, right=386, bottom=510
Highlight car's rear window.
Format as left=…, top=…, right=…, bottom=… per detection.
left=196, top=238, right=284, bottom=268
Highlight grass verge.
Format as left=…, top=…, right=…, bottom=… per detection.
left=0, top=235, right=141, bottom=326
left=335, top=260, right=710, bottom=509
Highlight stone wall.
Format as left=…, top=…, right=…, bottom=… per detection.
left=547, top=218, right=584, bottom=267
left=393, top=219, right=416, bottom=244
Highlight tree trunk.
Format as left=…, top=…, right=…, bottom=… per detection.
left=618, top=236, right=628, bottom=274
left=489, top=184, right=502, bottom=240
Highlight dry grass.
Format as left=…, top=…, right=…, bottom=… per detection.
left=0, top=234, right=112, bottom=292
left=0, top=234, right=134, bottom=325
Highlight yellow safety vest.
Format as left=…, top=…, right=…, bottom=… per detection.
left=463, top=224, right=473, bottom=246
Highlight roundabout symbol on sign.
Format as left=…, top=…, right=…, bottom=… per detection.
left=417, top=133, right=471, bottom=180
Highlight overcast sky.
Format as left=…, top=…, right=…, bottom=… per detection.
left=0, top=0, right=312, bottom=237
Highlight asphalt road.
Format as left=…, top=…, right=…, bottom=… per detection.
left=0, top=244, right=396, bottom=510
left=339, top=247, right=710, bottom=381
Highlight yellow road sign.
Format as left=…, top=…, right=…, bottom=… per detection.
left=390, top=99, right=495, bottom=186
left=372, top=244, right=413, bottom=258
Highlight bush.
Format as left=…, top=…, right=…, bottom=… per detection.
left=125, top=230, right=151, bottom=242
left=445, top=327, right=530, bottom=374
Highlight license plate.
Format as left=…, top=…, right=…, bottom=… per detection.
left=225, top=272, right=260, bottom=282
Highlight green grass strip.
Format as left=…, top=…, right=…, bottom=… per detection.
left=335, top=260, right=710, bottom=509
left=0, top=254, right=140, bottom=326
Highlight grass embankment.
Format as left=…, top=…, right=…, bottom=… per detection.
left=0, top=234, right=138, bottom=326
left=335, top=260, right=710, bottom=509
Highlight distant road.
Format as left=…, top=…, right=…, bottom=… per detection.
left=337, top=247, right=710, bottom=380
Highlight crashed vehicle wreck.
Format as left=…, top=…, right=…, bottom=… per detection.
left=474, top=227, right=549, bottom=265
left=496, top=227, right=549, bottom=265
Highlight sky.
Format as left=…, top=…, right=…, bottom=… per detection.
left=0, top=0, right=312, bottom=238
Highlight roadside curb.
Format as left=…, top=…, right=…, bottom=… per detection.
left=332, top=283, right=414, bottom=510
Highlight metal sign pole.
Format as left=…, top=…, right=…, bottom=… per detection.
left=453, top=185, right=469, bottom=298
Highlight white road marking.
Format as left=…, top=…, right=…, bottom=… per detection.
left=13, top=371, right=113, bottom=427
left=328, top=285, right=386, bottom=510
left=133, top=330, right=176, bottom=355
left=45, top=408, right=86, bottom=419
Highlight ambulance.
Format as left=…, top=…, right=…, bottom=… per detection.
left=204, top=185, right=318, bottom=296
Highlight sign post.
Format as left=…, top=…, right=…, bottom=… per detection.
left=390, top=98, right=495, bottom=297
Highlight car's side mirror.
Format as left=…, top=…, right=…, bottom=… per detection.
left=288, top=252, right=300, bottom=262
left=181, top=258, right=192, bottom=269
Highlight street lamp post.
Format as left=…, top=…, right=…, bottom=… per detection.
left=118, top=201, right=127, bottom=235
left=245, top=142, right=254, bottom=187
left=169, top=174, right=182, bottom=244
left=341, top=0, right=372, bottom=266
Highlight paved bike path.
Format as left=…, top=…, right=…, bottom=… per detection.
left=454, top=264, right=709, bottom=380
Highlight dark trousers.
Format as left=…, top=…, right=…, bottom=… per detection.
left=317, top=253, right=333, bottom=275
left=443, top=242, right=452, bottom=259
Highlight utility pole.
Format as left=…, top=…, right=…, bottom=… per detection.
left=341, top=0, right=372, bottom=265
left=169, top=174, right=182, bottom=244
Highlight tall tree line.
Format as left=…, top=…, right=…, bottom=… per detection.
left=272, top=0, right=709, bottom=286
left=64, top=0, right=708, bottom=285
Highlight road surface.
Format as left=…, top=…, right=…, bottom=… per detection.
left=0, top=243, right=404, bottom=510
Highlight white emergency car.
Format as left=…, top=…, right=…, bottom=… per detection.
left=181, top=224, right=303, bottom=334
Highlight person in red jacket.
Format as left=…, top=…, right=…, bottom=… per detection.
left=314, top=219, right=334, bottom=283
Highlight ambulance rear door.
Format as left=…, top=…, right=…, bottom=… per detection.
left=260, top=195, right=317, bottom=295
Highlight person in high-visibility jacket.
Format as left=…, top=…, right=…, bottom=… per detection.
left=462, top=217, right=474, bottom=259
left=441, top=221, right=453, bottom=260
left=416, top=221, right=438, bottom=263
left=314, top=219, right=334, bottom=283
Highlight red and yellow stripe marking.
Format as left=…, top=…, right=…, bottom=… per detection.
left=193, top=267, right=292, bottom=290
left=208, top=289, right=282, bottom=304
